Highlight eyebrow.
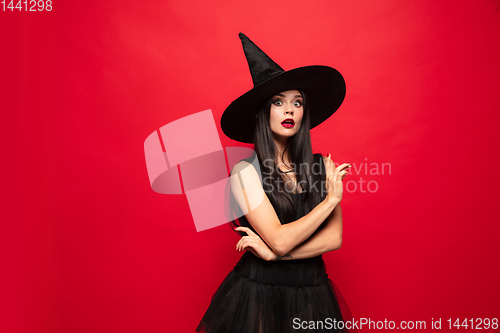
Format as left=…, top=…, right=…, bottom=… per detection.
left=275, top=93, right=303, bottom=98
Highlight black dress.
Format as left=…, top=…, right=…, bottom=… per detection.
left=196, top=154, right=357, bottom=333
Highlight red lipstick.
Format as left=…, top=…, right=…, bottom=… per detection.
left=281, top=118, right=295, bottom=128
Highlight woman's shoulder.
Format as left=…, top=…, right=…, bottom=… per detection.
left=230, top=153, right=259, bottom=176
left=231, top=160, right=256, bottom=176
left=230, top=153, right=264, bottom=189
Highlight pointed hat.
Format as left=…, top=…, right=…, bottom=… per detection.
left=221, top=33, right=346, bottom=143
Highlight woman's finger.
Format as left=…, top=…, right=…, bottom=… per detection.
left=236, top=237, right=246, bottom=251
left=336, top=170, right=349, bottom=182
left=328, top=155, right=335, bottom=176
left=333, top=163, right=350, bottom=181
left=324, top=154, right=334, bottom=177
left=235, top=226, right=255, bottom=236
left=336, top=163, right=351, bottom=172
left=238, top=238, right=247, bottom=252
left=242, top=238, right=254, bottom=251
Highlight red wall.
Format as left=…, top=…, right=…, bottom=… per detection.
left=4, top=1, right=500, bottom=332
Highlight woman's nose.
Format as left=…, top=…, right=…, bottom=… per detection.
left=285, top=104, right=294, bottom=115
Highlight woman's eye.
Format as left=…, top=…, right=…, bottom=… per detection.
left=293, top=101, right=302, bottom=107
left=273, top=99, right=283, bottom=106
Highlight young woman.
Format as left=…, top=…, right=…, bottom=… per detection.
left=196, top=33, right=357, bottom=333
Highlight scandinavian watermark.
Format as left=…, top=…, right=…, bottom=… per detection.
left=144, top=110, right=392, bottom=231
left=256, top=156, right=392, bottom=195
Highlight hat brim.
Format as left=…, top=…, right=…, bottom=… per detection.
left=221, top=65, right=346, bottom=143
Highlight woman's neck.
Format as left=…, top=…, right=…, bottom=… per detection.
left=274, top=137, right=292, bottom=169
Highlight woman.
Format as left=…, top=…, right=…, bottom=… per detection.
left=196, top=33, right=356, bottom=333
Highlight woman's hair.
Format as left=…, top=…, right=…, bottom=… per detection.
left=251, top=89, right=324, bottom=224
left=227, top=90, right=325, bottom=234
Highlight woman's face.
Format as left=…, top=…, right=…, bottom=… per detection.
left=269, top=90, right=304, bottom=142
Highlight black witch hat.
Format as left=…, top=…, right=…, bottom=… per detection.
left=221, top=33, right=346, bottom=144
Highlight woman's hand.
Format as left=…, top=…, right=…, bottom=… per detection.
left=235, top=227, right=276, bottom=261
left=324, top=153, right=351, bottom=206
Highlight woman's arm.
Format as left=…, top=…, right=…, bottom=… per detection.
left=231, top=154, right=349, bottom=256
left=273, top=155, right=345, bottom=260
left=274, top=202, right=342, bottom=260
left=236, top=203, right=342, bottom=261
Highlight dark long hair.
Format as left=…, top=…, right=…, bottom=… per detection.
left=251, top=90, right=324, bottom=224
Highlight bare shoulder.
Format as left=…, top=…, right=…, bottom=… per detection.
left=230, top=159, right=269, bottom=220
left=230, top=160, right=263, bottom=190
left=231, top=160, right=255, bottom=175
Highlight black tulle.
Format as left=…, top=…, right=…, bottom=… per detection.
left=196, top=154, right=357, bottom=333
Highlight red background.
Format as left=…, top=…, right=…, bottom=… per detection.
left=3, top=1, right=500, bottom=332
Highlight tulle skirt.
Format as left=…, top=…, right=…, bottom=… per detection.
left=196, top=251, right=357, bottom=333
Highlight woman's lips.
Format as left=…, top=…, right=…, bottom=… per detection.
left=281, top=118, right=295, bottom=128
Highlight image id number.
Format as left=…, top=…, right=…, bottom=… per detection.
left=2, top=0, right=52, bottom=11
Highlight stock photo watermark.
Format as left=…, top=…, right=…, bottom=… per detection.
left=343, top=157, right=391, bottom=194
left=292, top=317, right=499, bottom=330
left=144, top=110, right=392, bottom=231
left=256, top=156, right=391, bottom=195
